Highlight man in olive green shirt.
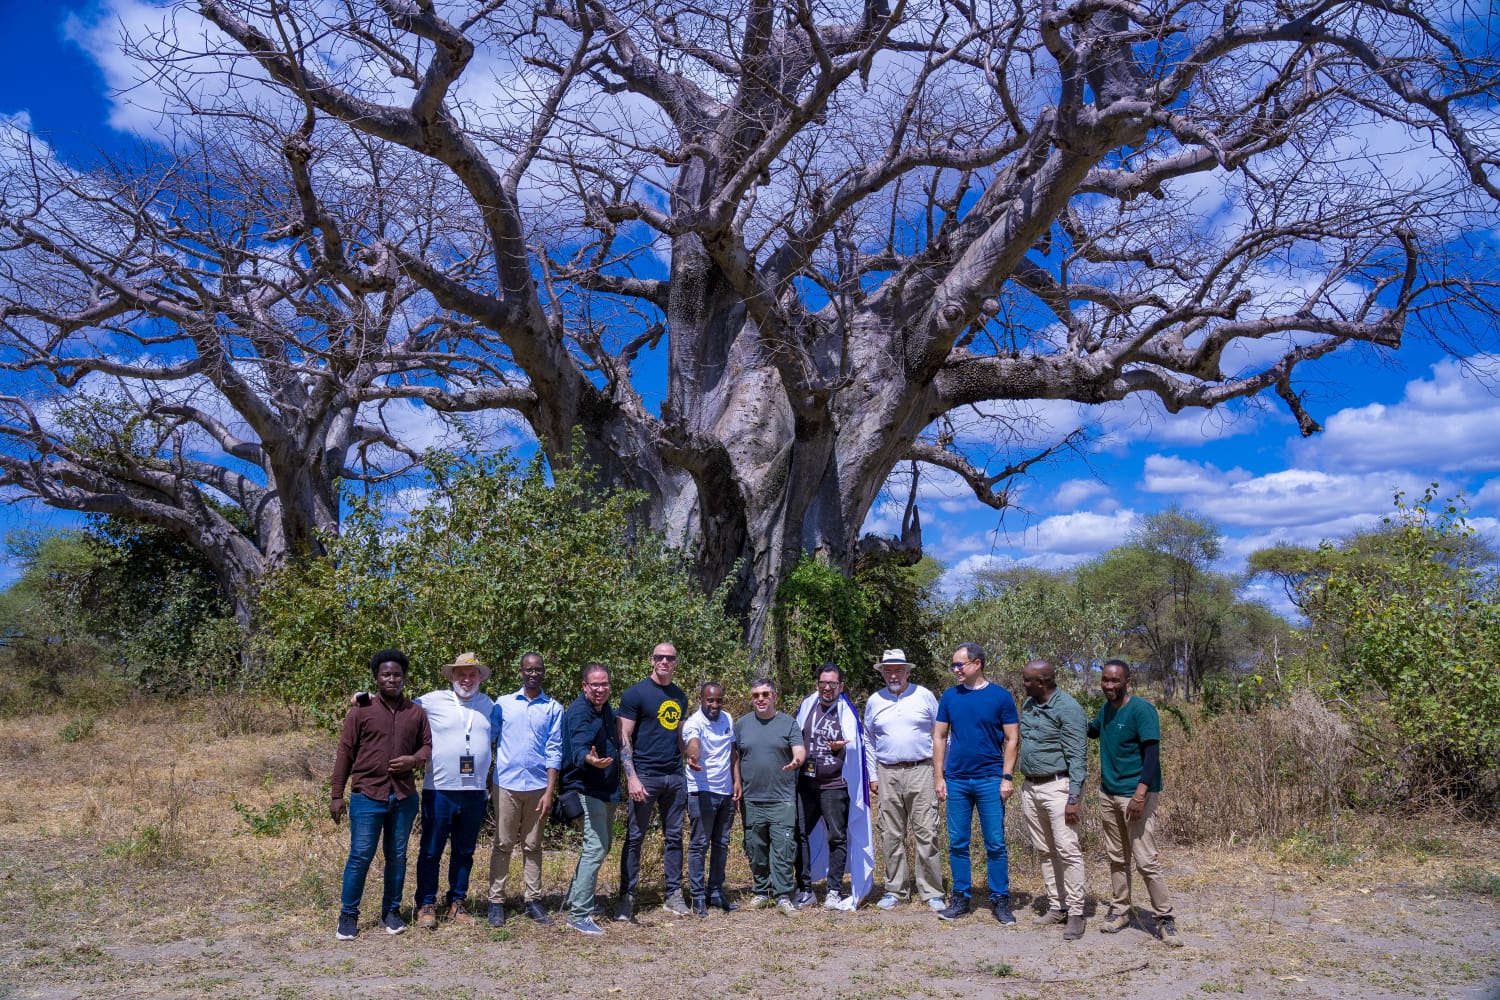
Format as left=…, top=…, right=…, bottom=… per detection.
left=1018, top=658, right=1088, bottom=940
left=1089, top=658, right=1181, bottom=947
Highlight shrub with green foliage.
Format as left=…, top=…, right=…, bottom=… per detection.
left=1304, top=488, right=1500, bottom=800
left=255, top=452, right=748, bottom=718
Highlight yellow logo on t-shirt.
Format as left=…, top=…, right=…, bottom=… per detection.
left=658, top=700, right=682, bottom=729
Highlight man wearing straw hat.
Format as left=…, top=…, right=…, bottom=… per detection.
left=412, top=652, right=497, bottom=929
left=486, top=652, right=564, bottom=926
left=863, top=648, right=944, bottom=912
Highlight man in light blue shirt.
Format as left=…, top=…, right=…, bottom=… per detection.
left=486, top=652, right=564, bottom=926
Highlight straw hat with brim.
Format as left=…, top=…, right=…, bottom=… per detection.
left=442, top=652, right=491, bottom=684
left=876, top=649, right=915, bottom=669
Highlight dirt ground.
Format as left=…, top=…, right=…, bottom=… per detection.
left=1, top=702, right=1496, bottom=1000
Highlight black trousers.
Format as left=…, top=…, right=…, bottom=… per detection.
left=795, top=781, right=850, bottom=892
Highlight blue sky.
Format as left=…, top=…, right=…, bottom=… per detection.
left=3, top=3, right=1498, bottom=616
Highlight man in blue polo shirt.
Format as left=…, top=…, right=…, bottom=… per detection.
left=933, top=642, right=1019, bottom=924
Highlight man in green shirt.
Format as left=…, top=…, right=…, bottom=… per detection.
left=1018, top=659, right=1088, bottom=940
left=733, top=678, right=807, bottom=915
left=1088, top=659, right=1182, bottom=947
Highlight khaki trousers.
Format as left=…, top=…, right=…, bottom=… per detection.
left=1020, top=775, right=1086, bottom=916
left=488, top=786, right=547, bottom=903
left=1098, top=791, right=1173, bottom=917
left=875, top=761, right=944, bottom=902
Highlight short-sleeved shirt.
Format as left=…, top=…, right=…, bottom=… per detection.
left=618, top=678, right=689, bottom=777
left=1093, top=695, right=1163, bottom=796
left=735, top=711, right=804, bottom=803
left=936, top=682, right=1019, bottom=780
left=864, top=683, right=938, bottom=764
left=801, top=698, right=847, bottom=789
left=415, top=688, right=496, bottom=792
left=682, top=708, right=736, bottom=795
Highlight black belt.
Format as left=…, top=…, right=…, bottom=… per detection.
left=1024, top=770, right=1069, bottom=783
left=880, top=758, right=932, bottom=769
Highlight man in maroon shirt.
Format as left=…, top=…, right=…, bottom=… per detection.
left=330, top=649, right=432, bottom=940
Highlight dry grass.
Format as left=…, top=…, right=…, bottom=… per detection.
left=0, top=697, right=1497, bottom=1000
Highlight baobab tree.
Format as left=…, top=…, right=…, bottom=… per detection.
left=1, top=0, right=1496, bottom=646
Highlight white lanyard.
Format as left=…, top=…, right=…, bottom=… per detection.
left=449, top=690, right=476, bottom=749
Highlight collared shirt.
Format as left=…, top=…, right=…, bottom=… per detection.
left=491, top=687, right=564, bottom=792
left=332, top=695, right=432, bottom=802
left=864, top=683, right=938, bottom=764
left=1018, top=687, right=1088, bottom=797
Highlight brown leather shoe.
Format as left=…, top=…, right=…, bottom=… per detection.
left=1035, top=908, right=1067, bottom=926
left=1063, top=914, right=1086, bottom=940
left=416, top=904, right=438, bottom=930
left=448, top=901, right=476, bottom=926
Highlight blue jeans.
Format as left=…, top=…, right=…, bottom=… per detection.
left=340, top=792, right=419, bottom=918
left=414, top=789, right=487, bottom=907
left=945, top=775, right=1009, bottom=901
left=687, top=790, right=735, bottom=900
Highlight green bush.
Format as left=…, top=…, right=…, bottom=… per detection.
left=255, top=450, right=748, bottom=717
left=233, top=793, right=321, bottom=837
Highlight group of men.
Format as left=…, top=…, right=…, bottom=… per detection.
left=329, top=640, right=1182, bottom=947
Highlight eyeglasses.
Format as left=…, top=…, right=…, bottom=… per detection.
left=651, top=654, right=678, bottom=662
left=817, top=681, right=840, bottom=688
left=583, top=682, right=610, bottom=690
left=750, top=692, right=774, bottom=699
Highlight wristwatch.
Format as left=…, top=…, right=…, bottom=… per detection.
left=1001, top=773, right=1013, bottom=781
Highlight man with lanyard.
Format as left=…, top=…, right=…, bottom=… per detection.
left=412, top=652, right=496, bottom=928
left=561, top=663, right=620, bottom=936
left=934, top=642, right=1019, bottom=924
left=1018, top=658, right=1088, bottom=941
left=683, top=680, right=741, bottom=916
left=734, top=678, right=806, bottom=915
left=1090, top=658, right=1182, bottom=946
left=330, top=649, right=431, bottom=940
left=863, top=649, right=945, bottom=912
left=486, top=652, right=563, bottom=926
left=794, top=662, right=876, bottom=910
left=616, top=641, right=691, bottom=920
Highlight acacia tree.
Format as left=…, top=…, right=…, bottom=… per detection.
left=2, top=0, right=1497, bottom=647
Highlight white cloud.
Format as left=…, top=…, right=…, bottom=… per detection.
left=1051, top=478, right=1111, bottom=509
left=1305, top=356, right=1500, bottom=474
left=1139, top=455, right=1253, bottom=496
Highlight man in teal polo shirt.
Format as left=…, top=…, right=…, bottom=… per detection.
left=1089, top=658, right=1182, bottom=947
left=1018, top=658, right=1088, bottom=940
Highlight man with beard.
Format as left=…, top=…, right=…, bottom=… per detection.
left=683, top=681, right=741, bottom=916
left=561, top=663, right=619, bottom=936
left=794, top=663, right=876, bottom=910
left=863, top=649, right=944, bottom=912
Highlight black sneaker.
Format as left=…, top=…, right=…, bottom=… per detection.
left=524, top=901, right=554, bottom=926
left=614, top=893, right=635, bottom=923
left=692, top=896, right=708, bottom=917
left=486, top=902, right=506, bottom=927
left=791, top=890, right=816, bottom=909
left=990, top=895, right=1016, bottom=925
left=937, top=895, right=971, bottom=921
left=709, top=892, right=738, bottom=913
left=382, top=909, right=407, bottom=935
left=335, top=913, right=358, bottom=940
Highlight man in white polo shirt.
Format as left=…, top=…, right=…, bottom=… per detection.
left=863, top=649, right=944, bottom=912
left=683, top=681, right=741, bottom=916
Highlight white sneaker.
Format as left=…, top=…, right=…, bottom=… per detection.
left=750, top=894, right=773, bottom=909
left=876, top=892, right=901, bottom=910
left=927, top=896, right=946, bottom=912
left=823, top=891, right=843, bottom=910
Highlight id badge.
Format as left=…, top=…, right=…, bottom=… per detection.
left=459, top=754, right=476, bottom=776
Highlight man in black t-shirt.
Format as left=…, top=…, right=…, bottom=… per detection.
left=615, top=641, right=691, bottom=920
left=794, top=662, right=856, bottom=908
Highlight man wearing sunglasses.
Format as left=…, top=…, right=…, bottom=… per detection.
left=933, top=642, right=1020, bottom=924
left=616, top=642, right=691, bottom=920
left=734, top=678, right=806, bottom=914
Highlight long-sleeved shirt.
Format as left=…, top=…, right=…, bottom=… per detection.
left=1019, top=687, right=1088, bottom=797
left=331, top=695, right=432, bottom=802
left=562, top=695, right=620, bottom=801
left=490, top=687, right=564, bottom=792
